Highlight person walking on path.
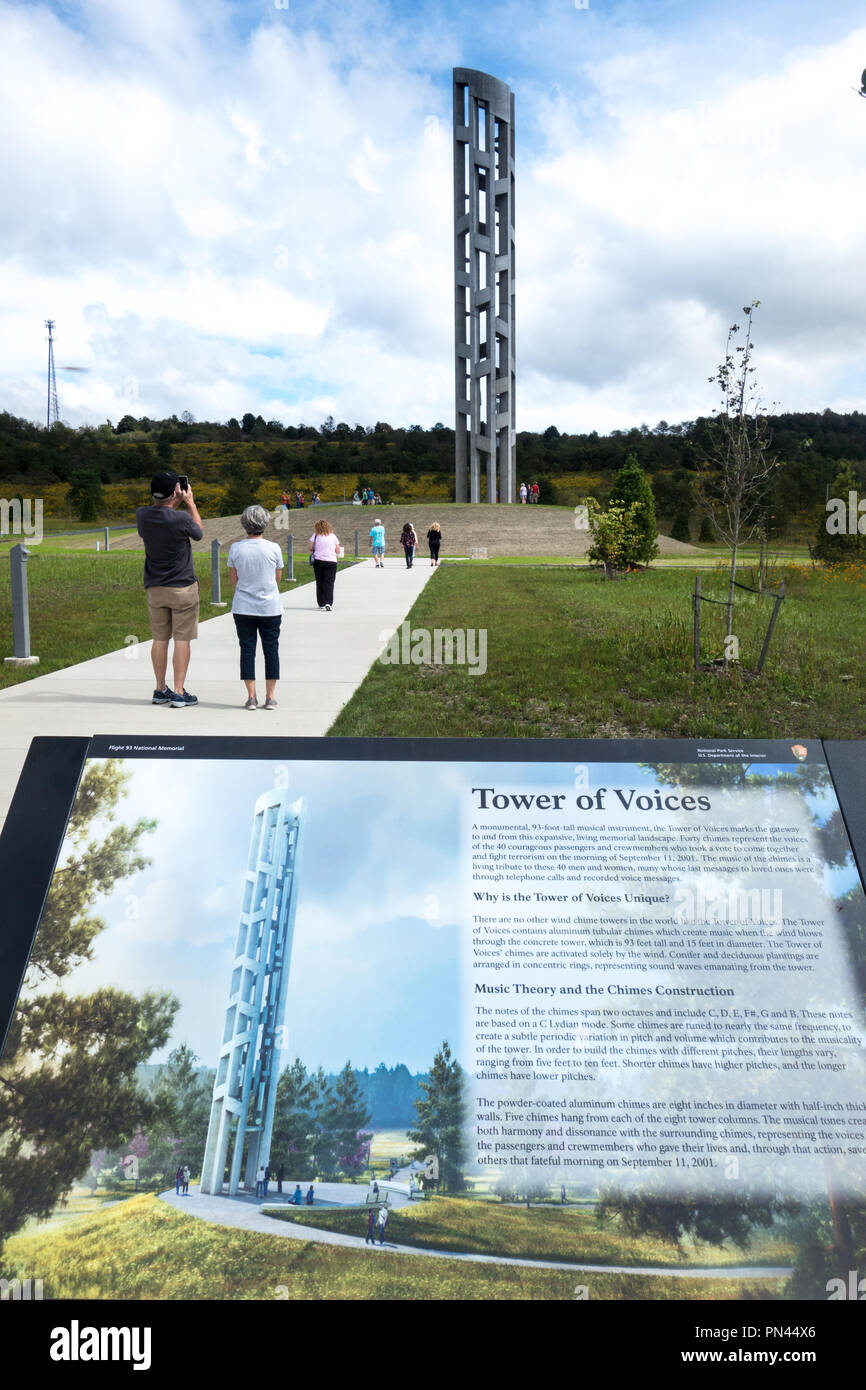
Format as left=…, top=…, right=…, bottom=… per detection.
left=256, top=1165, right=266, bottom=1199
left=365, top=1209, right=376, bottom=1245
left=377, top=1204, right=389, bottom=1245
left=531, top=480, right=540, bottom=504
left=519, top=482, right=528, bottom=504
left=136, top=471, right=203, bottom=708
left=426, top=522, right=442, bottom=567
left=400, top=522, right=417, bottom=569
left=227, top=504, right=283, bottom=711
left=182, top=1166, right=190, bottom=1195
left=309, top=518, right=341, bottom=610
left=369, top=517, right=385, bottom=567
left=175, top=1165, right=184, bottom=1196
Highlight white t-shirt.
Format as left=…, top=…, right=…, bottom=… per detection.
left=310, top=532, right=340, bottom=561
left=227, top=537, right=283, bottom=616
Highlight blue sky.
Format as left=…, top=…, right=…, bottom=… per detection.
left=2, top=0, right=865, bottom=432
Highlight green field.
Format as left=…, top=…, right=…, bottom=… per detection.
left=330, top=562, right=865, bottom=741
left=3, top=1194, right=787, bottom=1301
left=268, top=1194, right=795, bottom=1270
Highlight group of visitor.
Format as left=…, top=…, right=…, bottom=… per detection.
left=135, top=473, right=444, bottom=713
left=519, top=480, right=540, bottom=504
left=354, top=487, right=381, bottom=505
left=278, top=489, right=319, bottom=509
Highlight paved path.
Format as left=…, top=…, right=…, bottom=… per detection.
left=157, top=1188, right=791, bottom=1282
left=0, top=558, right=434, bottom=832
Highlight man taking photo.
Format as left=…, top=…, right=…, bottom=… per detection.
left=136, top=472, right=204, bottom=707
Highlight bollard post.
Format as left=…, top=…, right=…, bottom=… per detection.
left=104, top=526, right=110, bottom=553
left=755, top=581, right=785, bottom=676
left=284, top=533, right=295, bottom=582
left=354, top=528, right=359, bottom=559
left=211, top=538, right=227, bottom=607
left=5, top=543, right=39, bottom=665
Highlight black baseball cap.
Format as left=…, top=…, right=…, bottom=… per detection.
left=151, top=472, right=179, bottom=500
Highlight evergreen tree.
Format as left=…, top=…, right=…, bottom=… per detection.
left=66, top=467, right=104, bottom=522
left=319, top=1062, right=371, bottom=1178
left=606, top=454, right=659, bottom=566
left=813, top=461, right=866, bottom=564
left=149, top=1044, right=213, bottom=1177
left=270, top=1058, right=317, bottom=1176
left=0, top=761, right=177, bottom=1250
left=408, top=1041, right=467, bottom=1192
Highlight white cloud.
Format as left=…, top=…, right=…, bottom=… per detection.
left=2, top=4, right=865, bottom=432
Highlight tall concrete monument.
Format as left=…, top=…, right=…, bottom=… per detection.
left=199, top=788, right=304, bottom=1196
left=453, top=68, right=516, bottom=504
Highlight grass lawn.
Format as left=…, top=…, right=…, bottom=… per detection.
left=0, top=552, right=353, bottom=689
left=3, top=1193, right=786, bottom=1300
left=329, top=563, right=866, bottom=740
left=267, top=1194, right=795, bottom=1270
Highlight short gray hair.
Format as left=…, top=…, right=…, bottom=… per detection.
left=241, top=504, right=270, bottom=534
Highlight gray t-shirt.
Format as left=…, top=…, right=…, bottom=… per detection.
left=227, top=538, right=283, bottom=616
left=136, top=505, right=202, bottom=588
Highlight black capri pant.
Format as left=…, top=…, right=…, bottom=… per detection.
left=233, top=613, right=281, bottom=681
left=313, top=559, right=337, bottom=607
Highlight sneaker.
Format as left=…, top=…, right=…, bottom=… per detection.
left=152, top=688, right=174, bottom=705
left=264, top=696, right=278, bottom=710
left=170, top=689, right=198, bottom=708
left=324, top=603, right=332, bottom=611
left=244, top=697, right=258, bottom=710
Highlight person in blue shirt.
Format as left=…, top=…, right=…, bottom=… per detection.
left=369, top=519, right=385, bottom=568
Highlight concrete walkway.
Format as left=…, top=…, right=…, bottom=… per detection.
left=0, top=558, right=435, bottom=831
left=157, top=1188, right=792, bottom=1282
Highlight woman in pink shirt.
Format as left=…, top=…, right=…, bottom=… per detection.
left=309, top=519, right=341, bottom=610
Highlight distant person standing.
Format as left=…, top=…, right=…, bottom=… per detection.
left=256, top=1165, right=266, bottom=1199
left=519, top=482, right=528, bottom=504
left=377, top=1204, right=389, bottom=1245
left=426, top=522, right=442, bottom=567
left=309, top=518, right=341, bottom=610
left=136, top=471, right=203, bottom=708
left=400, top=522, right=417, bottom=568
left=182, top=1165, right=190, bottom=1195
left=531, top=481, right=540, bottom=504
left=365, top=1209, right=376, bottom=1245
left=369, top=517, right=385, bottom=568
left=227, top=505, right=283, bottom=711
left=175, top=1165, right=183, bottom=1196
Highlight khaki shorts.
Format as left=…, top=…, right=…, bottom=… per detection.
left=146, top=582, right=199, bottom=641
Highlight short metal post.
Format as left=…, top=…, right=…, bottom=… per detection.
left=693, top=574, right=701, bottom=672
left=211, top=538, right=227, bottom=607
left=284, top=533, right=295, bottom=582
left=104, top=526, right=110, bottom=553
left=5, top=543, right=39, bottom=665
left=755, top=581, right=785, bottom=676
left=354, top=528, right=359, bottom=558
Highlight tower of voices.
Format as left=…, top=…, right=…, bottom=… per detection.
left=199, top=789, right=304, bottom=1196
left=453, top=68, right=516, bottom=504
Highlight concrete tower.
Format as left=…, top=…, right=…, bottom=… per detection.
left=199, top=789, right=304, bottom=1196
left=453, top=68, right=516, bottom=504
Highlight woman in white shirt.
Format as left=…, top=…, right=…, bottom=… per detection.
left=309, top=519, right=341, bottom=610
left=227, top=505, right=283, bottom=710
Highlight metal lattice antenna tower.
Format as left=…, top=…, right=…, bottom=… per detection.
left=44, top=320, right=59, bottom=428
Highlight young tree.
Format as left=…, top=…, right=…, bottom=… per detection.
left=584, top=498, right=646, bottom=578
left=606, top=454, right=659, bottom=566
left=695, top=302, right=782, bottom=636
left=408, top=1041, right=467, bottom=1192
left=0, top=761, right=177, bottom=1250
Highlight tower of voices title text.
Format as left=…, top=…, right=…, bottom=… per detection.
left=470, top=787, right=713, bottom=813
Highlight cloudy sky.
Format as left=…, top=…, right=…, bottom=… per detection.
left=3, top=0, right=865, bottom=434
